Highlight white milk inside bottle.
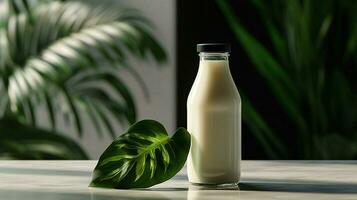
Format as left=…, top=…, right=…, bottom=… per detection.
left=187, top=43, right=241, bottom=185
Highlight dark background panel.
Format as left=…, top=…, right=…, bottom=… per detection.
left=176, top=0, right=297, bottom=159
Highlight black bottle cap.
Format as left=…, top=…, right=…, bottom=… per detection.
left=197, top=43, right=231, bottom=53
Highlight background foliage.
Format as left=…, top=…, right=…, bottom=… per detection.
left=216, top=0, right=357, bottom=159
left=0, top=0, right=166, bottom=159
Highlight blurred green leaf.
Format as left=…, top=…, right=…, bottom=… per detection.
left=0, top=0, right=168, bottom=159
left=216, top=0, right=357, bottom=159
left=242, top=95, right=288, bottom=159
left=250, top=0, right=288, bottom=64
left=216, top=0, right=308, bottom=134
left=0, top=0, right=167, bottom=143
left=0, top=117, right=88, bottom=159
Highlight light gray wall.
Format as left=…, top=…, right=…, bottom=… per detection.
left=77, top=0, right=176, bottom=159
left=38, top=0, right=177, bottom=159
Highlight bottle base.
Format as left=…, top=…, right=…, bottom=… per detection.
left=190, top=182, right=239, bottom=187
left=189, top=182, right=239, bottom=190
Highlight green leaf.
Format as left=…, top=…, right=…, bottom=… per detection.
left=90, top=120, right=191, bottom=189
left=0, top=117, right=88, bottom=159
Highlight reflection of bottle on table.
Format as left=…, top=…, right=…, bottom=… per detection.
left=187, top=184, right=240, bottom=200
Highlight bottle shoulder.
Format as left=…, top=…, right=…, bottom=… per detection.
left=187, top=61, right=240, bottom=105
left=187, top=87, right=241, bottom=107
left=187, top=76, right=240, bottom=100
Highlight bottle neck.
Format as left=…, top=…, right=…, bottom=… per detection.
left=196, top=52, right=234, bottom=91
left=199, top=52, right=229, bottom=61
left=197, top=52, right=231, bottom=78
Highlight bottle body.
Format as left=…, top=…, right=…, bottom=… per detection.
left=187, top=52, right=241, bottom=184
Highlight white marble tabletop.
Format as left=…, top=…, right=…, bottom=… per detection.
left=0, top=161, right=356, bottom=200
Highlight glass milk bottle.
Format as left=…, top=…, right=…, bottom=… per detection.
left=187, top=43, right=241, bottom=185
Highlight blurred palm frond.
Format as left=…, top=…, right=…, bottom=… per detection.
left=216, top=0, right=357, bottom=159
left=0, top=0, right=167, bottom=159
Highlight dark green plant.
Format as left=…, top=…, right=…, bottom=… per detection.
left=216, top=0, right=357, bottom=159
left=0, top=0, right=166, bottom=159
left=0, top=117, right=88, bottom=159
left=90, top=120, right=191, bottom=189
